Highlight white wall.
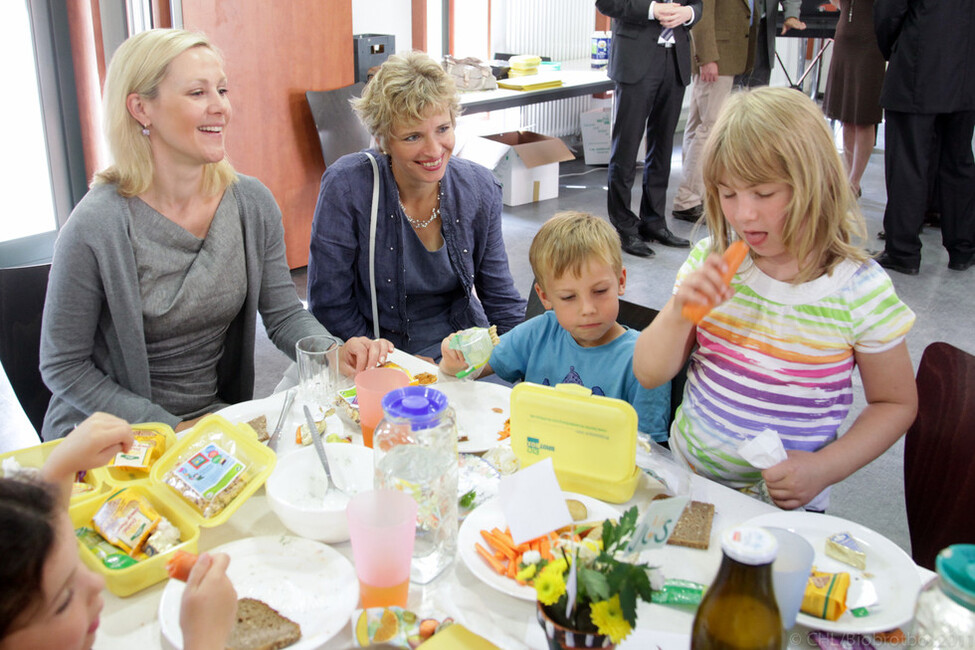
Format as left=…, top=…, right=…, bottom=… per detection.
left=352, top=0, right=413, bottom=53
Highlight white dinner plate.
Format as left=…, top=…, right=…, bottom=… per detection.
left=216, top=392, right=346, bottom=456
left=458, top=492, right=619, bottom=601
left=743, top=511, right=922, bottom=634
left=433, top=381, right=511, bottom=453
left=158, top=535, right=358, bottom=649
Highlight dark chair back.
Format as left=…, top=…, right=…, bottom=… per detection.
left=524, top=282, right=687, bottom=426
left=903, top=341, right=975, bottom=570
left=305, top=84, right=373, bottom=169
left=0, top=264, right=52, bottom=437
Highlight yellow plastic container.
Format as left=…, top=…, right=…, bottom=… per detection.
left=509, top=54, right=542, bottom=70
left=0, top=439, right=108, bottom=508
left=510, top=382, right=640, bottom=503
left=71, top=414, right=276, bottom=596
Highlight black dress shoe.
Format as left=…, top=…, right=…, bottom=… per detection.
left=673, top=205, right=704, bottom=222
left=875, top=252, right=919, bottom=275
left=948, top=256, right=974, bottom=271
left=620, top=233, right=655, bottom=258
left=639, top=224, right=690, bottom=248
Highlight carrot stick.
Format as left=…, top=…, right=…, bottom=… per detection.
left=475, top=543, right=507, bottom=575
left=166, top=550, right=198, bottom=582
left=540, top=536, right=553, bottom=561
left=506, top=555, right=517, bottom=578
left=681, top=240, right=749, bottom=324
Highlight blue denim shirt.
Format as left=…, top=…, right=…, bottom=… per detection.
left=307, top=150, right=526, bottom=350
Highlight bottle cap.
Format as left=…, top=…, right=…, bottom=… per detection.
left=720, top=526, right=778, bottom=565
left=381, top=386, right=448, bottom=426
left=936, top=544, right=975, bottom=611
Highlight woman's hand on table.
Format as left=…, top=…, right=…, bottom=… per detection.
left=180, top=552, right=237, bottom=650
left=762, top=449, right=832, bottom=510
left=340, top=337, right=394, bottom=375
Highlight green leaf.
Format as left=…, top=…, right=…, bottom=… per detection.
left=458, top=489, right=477, bottom=509
left=578, top=566, right=611, bottom=601
left=618, top=578, right=639, bottom=626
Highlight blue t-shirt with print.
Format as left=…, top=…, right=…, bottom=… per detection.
left=489, top=311, right=670, bottom=441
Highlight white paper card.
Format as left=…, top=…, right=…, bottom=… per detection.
left=499, top=458, right=572, bottom=545
left=625, top=495, right=690, bottom=553
left=738, top=428, right=787, bottom=469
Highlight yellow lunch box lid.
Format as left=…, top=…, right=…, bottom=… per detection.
left=510, top=382, right=640, bottom=503
left=0, top=438, right=109, bottom=508
left=72, top=414, right=276, bottom=596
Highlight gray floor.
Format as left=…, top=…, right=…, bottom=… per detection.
left=256, top=127, right=973, bottom=555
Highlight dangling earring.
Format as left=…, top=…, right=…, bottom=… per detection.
left=141, top=124, right=150, bottom=136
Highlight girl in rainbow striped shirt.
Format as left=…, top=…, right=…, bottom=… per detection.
left=634, top=87, right=917, bottom=511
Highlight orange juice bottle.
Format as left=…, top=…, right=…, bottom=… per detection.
left=682, top=240, right=749, bottom=324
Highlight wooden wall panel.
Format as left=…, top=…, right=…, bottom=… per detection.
left=180, top=0, right=354, bottom=268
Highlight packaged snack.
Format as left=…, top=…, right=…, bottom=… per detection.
left=76, top=527, right=139, bottom=570
left=801, top=568, right=851, bottom=621
left=353, top=607, right=452, bottom=648
left=448, top=325, right=499, bottom=378
left=91, top=488, right=163, bottom=554
left=111, top=429, right=166, bottom=473
left=651, top=578, right=706, bottom=607
left=162, top=442, right=249, bottom=518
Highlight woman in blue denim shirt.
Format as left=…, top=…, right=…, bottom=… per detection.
left=307, top=52, right=526, bottom=361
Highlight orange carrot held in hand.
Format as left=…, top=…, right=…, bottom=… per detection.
left=681, top=240, right=749, bottom=324
left=166, top=549, right=198, bottom=581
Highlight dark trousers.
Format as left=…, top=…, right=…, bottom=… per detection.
left=883, top=110, right=975, bottom=266
left=607, top=47, right=686, bottom=236
left=735, top=17, right=772, bottom=88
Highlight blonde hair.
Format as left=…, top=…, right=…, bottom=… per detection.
left=93, top=28, right=237, bottom=196
left=701, top=86, right=867, bottom=283
left=352, top=51, right=461, bottom=151
left=529, top=211, right=623, bottom=290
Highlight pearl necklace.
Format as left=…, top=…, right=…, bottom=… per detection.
left=399, top=183, right=441, bottom=229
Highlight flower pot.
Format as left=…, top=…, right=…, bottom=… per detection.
left=536, top=602, right=615, bottom=649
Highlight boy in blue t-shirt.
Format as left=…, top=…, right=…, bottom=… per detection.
left=439, top=211, right=670, bottom=442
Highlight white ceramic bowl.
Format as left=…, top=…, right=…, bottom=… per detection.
left=265, top=443, right=374, bottom=543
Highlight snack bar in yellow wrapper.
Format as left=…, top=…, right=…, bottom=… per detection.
left=801, top=568, right=850, bottom=621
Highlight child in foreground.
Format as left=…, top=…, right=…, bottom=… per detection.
left=633, top=87, right=917, bottom=511
left=0, top=413, right=237, bottom=650
left=441, top=211, right=671, bottom=442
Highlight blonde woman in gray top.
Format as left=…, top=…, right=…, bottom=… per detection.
left=40, top=29, right=391, bottom=440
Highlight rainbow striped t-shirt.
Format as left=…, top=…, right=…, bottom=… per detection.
left=670, top=239, right=915, bottom=500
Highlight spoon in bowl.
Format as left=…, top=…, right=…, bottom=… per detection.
left=304, top=404, right=340, bottom=496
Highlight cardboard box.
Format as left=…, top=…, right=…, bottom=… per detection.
left=580, top=107, right=646, bottom=166
left=457, top=131, right=575, bottom=206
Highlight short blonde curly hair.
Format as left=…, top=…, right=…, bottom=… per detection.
left=351, top=51, right=461, bottom=151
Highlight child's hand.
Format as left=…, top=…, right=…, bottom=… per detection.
left=42, top=413, right=134, bottom=493
left=762, top=450, right=832, bottom=510
left=439, top=331, right=469, bottom=376
left=180, top=553, right=237, bottom=650
left=674, top=254, right=736, bottom=321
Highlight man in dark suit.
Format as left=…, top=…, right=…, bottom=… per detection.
left=735, top=0, right=804, bottom=88
left=874, top=0, right=975, bottom=274
left=597, top=0, right=703, bottom=257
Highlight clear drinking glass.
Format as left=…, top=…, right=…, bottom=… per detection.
left=295, top=334, right=340, bottom=416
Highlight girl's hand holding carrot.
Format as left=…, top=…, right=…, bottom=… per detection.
left=178, top=552, right=237, bottom=650
left=679, top=241, right=749, bottom=324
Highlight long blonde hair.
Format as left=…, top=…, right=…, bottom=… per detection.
left=352, top=51, right=461, bottom=152
left=701, top=87, right=867, bottom=283
left=93, top=28, right=237, bottom=197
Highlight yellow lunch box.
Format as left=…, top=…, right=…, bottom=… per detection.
left=510, top=382, right=640, bottom=503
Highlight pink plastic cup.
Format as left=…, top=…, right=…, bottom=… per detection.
left=346, top=489, right=418, bottom=608
left=354, top=367, right=410, bottom=447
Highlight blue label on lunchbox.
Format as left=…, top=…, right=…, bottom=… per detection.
left=174, top=443, right=244, bottom=500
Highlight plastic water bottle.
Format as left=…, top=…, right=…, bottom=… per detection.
left=373, top=386, right=458, bottom=584
left=910, top=545, right=975, bottom=648
left=591, top=31, right=610, bottom=69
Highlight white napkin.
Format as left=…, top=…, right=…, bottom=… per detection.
left=738, top=428, right=787, bottom=469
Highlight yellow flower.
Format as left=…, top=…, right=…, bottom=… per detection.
left=534, top=565, right=566, bottom=606
left=516, top=563, right=537, bottom=582
left=589, top=594, right=632, bottom=643
left=545, top=557, right=568, bottom=575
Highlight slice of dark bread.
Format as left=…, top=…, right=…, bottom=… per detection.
left=246, top=415, right=269, bottom=443
left=225, top=597, right=302, bottom=650
left=666, top=500, right=716, bottom=550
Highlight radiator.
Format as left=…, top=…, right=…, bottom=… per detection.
left=499, top=0, right=599, bottom=137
